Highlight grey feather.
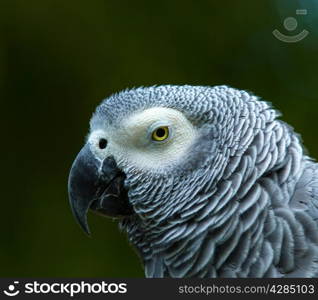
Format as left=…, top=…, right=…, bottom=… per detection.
left=90, top=85, right=318, bottom=277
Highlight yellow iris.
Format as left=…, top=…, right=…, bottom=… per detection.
left=152, top=126, right=169, bottom=141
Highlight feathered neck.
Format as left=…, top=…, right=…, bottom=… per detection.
left=119, top=119, right=315, bottom=277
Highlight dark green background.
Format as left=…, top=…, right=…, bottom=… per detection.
left=0, top=0, right=317, bottom=277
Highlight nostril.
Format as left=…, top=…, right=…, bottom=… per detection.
left=98, top=138, right=107, bottom=149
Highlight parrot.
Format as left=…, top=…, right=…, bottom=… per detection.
left=68, top=85, right=318, bottom=278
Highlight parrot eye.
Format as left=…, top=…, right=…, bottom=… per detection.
left=98, top=138, right=108, bottom=149
left=152, top=126, right=169, bottom=142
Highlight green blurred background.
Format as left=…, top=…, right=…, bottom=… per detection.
left=0, top=0, right=317, bottom=277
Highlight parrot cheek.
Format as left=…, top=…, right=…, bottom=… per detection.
left=68, top=143, right=132, bottom=235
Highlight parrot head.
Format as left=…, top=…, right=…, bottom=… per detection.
left=68, top=85, right=275, bottom=235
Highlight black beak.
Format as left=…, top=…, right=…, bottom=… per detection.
left=68, top=144, right=133, bottom=235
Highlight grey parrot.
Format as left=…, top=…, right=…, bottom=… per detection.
left=68, top=85, right=318, bottom=278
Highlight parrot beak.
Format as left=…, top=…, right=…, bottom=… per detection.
left=68, top=144, right=133, bottom=235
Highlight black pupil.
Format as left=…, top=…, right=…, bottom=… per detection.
left=99, top=138, right=107, bottom=149
left=156, top=128, right=166, bottom=138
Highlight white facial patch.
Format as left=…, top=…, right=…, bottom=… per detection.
left=88, top=107, right=197, bottom=172
left=88, top=129, right=111, bottom=162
